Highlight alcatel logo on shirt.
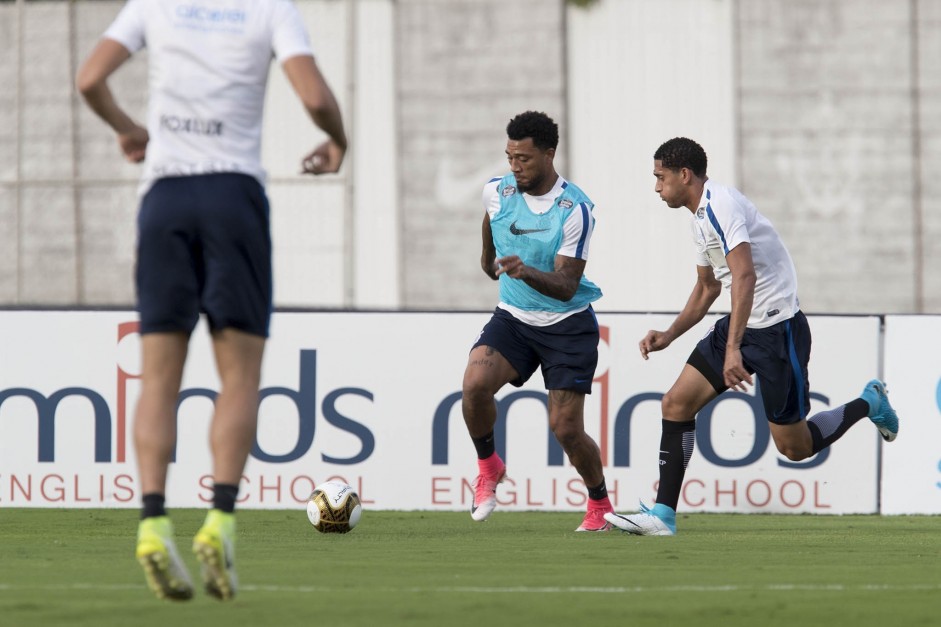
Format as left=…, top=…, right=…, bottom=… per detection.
left=175, top=5, right=246, bottom=24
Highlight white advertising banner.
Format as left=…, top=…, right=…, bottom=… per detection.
left=880, top=315, right=941, bottom=515
left=0, top=311, right=882, bottom=514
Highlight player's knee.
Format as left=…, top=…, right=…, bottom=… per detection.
left=775, top=442, right=812, bottom=461
left=552, top=428, right=578, bottom=450
left=461, top=372, right=495, bottom=405
left=661, top=390, right=694, bottom=421
left=461, top=379, right=484, bottom=404
left=550, top=421, right=584, bottom=450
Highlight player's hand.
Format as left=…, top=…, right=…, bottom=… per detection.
left=301, top=139, right=345, bottom=175
left=118, top=125, right=149, bottom=163
left=495, top=255, right=528, bottom=280
left=639, top=330, right=672, bottom=360
left=723, top=348, right=753, bottom=392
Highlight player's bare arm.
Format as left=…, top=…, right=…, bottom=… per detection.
left=480, top=215, right=499, bottom=280
left=723, top=242, right=757, bottom=391
left=282, top=55, right=348, bottom=175
left=75, top=38, right=148, bottom=163
left=495, top=253, right=583, bottom=302
left=639, top=264, right=721, bottom=360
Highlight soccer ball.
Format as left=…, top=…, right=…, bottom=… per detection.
left=306, top=480, right=362, bottom=534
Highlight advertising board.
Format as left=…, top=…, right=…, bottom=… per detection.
left=0, top=311, right=883, bottom=514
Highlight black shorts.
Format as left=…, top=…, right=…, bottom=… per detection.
left=687, top=311, right=811, bottom=425
left=136, top=173, right=272, bottom=337
left=472, top=307, right=599, bottom=394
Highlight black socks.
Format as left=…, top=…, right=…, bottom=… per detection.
left=141, top=493, right=166, bottom=520
left=657, top=420, right=696, bottom=511
left=212, top=483, right=240, bottom=514
left=807, top=399, right=869, bottom=453
left=472, top=430, right=496, bottom=460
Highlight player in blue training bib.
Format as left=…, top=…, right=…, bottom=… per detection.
left=460, top=111, right=613, bottom=533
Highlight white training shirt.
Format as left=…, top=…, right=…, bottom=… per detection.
left=483, top=175, right=595, bottom=326
left=691, top=179, right=800, bottom=328
left=104, top=0, right=314, bottom=194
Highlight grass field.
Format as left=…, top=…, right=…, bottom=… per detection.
left=1, top=508, right=938, bottom=627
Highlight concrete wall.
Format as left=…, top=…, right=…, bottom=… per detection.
left=736, top=0, right=940, bottom=314
left=395, top=0, right=568, bottom=309
left=0, top=0, right=937, bottom=313
left=0, top=0, right=392, bottom=309
left=915, top=0, right=941, bottom=312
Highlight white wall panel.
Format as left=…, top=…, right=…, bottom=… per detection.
left=881, top=315, right=941, bottom=514
left=352, top=0, right=400, bottom=308
left=566, top=0, right=736, bottom=312
left=269, top=181, right=346, bottom=306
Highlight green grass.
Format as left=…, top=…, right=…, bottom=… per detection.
left=1, top=509, right=938, bottom=627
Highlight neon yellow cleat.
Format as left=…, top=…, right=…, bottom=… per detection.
left=136, top=516, right=194, bottom=601
left=193, top=509, right=238, bottom=600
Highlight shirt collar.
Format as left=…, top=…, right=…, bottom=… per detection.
left=696, top=179, right=713, bottom=212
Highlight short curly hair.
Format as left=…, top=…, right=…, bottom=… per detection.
left=654, top=137, right=707, bottom=178
left=506, top=111, right=559, bottom=151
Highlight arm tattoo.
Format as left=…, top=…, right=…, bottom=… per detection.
left=522, top=256, right=584, bottom=302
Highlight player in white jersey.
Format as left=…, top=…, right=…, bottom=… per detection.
left=76, top=0, right=347, bottom=600
left=604, top=137, right=899, bottom=536
left=461, top=111, right=613, bottom=532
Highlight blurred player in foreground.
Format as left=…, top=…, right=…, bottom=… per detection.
left=461, top=111, right=613, bottom=532
left=605, top=137, right=899, bottom=536
left=76, top=0, right=346, bottom=600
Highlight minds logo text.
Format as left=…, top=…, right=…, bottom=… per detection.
left=0, top=335, right=375, bottom=466
left=431, top=386, right=831, bottom=470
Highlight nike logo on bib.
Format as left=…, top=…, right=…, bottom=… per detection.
left=509, top=221, right=549, bottom=235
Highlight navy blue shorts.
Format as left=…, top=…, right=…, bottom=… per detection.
left=688, top=311, right=812, bottom=425
left=472, top=307, right=599, bottom=393
left=136, top=173, right=272, bottom=337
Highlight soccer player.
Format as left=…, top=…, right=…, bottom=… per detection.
left=604, top=137, right=899, bottom=536
left=462, top=111, right=613, bottom=532
left=76, top=0, right=347, bottom=600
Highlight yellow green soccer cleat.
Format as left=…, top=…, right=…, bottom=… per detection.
left=136, top=516, right=194, bottom=601
left=193, top=509, right=238, bottom=600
